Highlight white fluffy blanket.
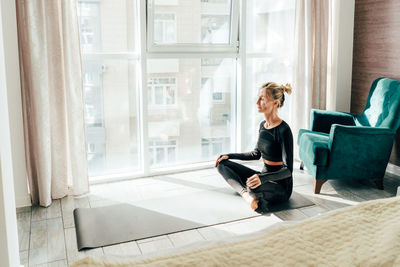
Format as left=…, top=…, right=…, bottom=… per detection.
left=72, top=197, right=400, bottom=267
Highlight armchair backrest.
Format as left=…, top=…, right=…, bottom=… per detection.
left=357, top=77, right=400, bottom=131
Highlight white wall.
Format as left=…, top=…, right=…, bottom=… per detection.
left=1, top=0, right=31, bottom=208
left=0, top=0, right=21, bottom=265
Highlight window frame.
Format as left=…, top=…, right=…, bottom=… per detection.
left=146, top=0, right=240, bottom=53
left=76, top=0, right=295, bottom=184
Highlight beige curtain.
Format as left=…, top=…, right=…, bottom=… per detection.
left=290, top=0, right=329, bottom=159
left=16, top=0, right=89, bottom=207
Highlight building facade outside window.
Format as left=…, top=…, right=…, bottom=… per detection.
left=201, top=15, right=230, bottom=43
left=148, top=77, right=177, bottom=107
left=201, top=137, right=229, bottom=159
left=154, top=13, right=176, bottom=44
left=201, top=77, right=226, bottom=104
left=149, top=140, right=177, bottom=166
left=77, top=1, right=101, bottom=53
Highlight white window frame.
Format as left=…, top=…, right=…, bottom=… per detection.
left=147, top=77, right=178, bottom=108
left=146, top=0, right=239, bottom=53
left=78, top=0, right=296, bottom=185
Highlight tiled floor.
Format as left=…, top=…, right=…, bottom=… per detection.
left=17, top=162, right=400, bottom=266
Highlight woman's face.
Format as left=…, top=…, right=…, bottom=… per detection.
left=256, top=88, right=278, bottom=114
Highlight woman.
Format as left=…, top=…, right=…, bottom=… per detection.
left=215, top=82, right=293, bottom=213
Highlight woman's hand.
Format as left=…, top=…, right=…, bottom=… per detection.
left=246, top=174, right=261, bottom=189
left=215, top=155, right=229, bottom=167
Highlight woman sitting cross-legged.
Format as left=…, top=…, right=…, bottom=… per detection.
left=215, top=82, right=293, bottom=213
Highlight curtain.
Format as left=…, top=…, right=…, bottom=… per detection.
left=290, top=0, right=330, bottom=159
left=16, top=0, right=89, bottom=207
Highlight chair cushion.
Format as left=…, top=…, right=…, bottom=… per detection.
left=298, top=130, right=330, bottom=166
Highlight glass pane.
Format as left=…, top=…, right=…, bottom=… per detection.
left=151, top=0, right=232, bottom=45
left=244, top=57, right=293, bottom=149
left=244, top=1, right=295, bottom=151
left=148, top=86, right=153, bottom=104
left=154, top=21, right=163, bottom=43
left=149, top=148, right=154, bottom=165
left=201, top=142, right=210, bottom=157
left=82, top=59, right=140, bottom=177
left=147, top=58, right=236, bottom=167
left=213, top=92, right=223, bottom=101
left=212, top=141, right=223, bottom=155
left=167, top=147, right=176, bottom=162
left=77, top=0, right=138, bottom=53
left=156, top=147, right=164, bottom=163
left=154, top=86, right=164, bottom=105
left=246, top=0, right=295, bottom=54
left=165, top=86, right=175, bottom=104
left=201, top=15, right=230, bottom=43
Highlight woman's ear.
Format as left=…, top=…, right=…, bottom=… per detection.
left=273, top=99, right=280, bottom=107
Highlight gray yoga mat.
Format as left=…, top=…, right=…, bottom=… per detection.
left=74, top=191, right=313, bottom=250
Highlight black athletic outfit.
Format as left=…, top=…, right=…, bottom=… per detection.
left=217, top=120, right=293, bottom=210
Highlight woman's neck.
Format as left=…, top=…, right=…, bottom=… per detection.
left=264, top=113, right=281, bottom=129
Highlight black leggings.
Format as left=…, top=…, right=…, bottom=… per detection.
left=217, top=160, right=292, bottom=204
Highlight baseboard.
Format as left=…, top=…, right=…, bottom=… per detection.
left=15, top=194, right=31, bottom=208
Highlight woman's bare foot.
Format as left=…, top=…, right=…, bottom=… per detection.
left=242, top=192, right=259, bottom=210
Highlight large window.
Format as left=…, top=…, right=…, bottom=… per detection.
left=77, top=0, right=295, bottom=181
left=77, top=0, right=141, bottom=178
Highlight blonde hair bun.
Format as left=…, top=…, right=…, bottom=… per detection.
left=281, top=83, right=292, bottom=95
left=260, top=81, right=292, bottom=108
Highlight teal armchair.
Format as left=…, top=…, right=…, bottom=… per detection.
left=298, top=77, right=400, bottom=193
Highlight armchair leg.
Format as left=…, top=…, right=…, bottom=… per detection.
left=300, top=161, right=304, bottom=170
left=374, top=178, right=384, bottom=190
left=314, top=179, right=327, bottom=194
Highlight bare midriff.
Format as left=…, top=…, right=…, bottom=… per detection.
left=263, top=158, right=283, bottom=165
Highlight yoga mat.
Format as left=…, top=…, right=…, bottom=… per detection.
left=74, top=191, right=313, bottom=250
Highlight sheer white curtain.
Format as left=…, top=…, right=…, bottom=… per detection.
left=290, top=0, right=330, bottom=159
left=16, top=0, right=88, bottom=206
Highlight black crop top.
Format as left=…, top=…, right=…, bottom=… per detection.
left=226, top=120, right=293, bottom=173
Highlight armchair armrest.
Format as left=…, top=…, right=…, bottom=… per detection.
left=298, top=132, right=330, bottom=166
left=328, top=125, right=395, bottom=164
left=310, top=109, right=356, bottom=134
